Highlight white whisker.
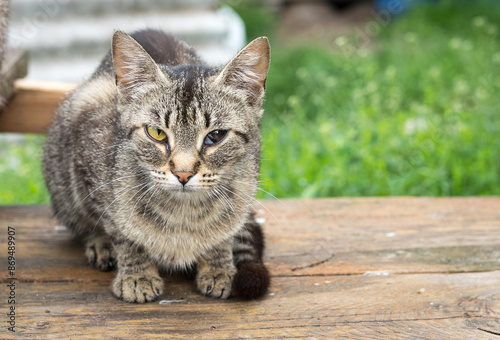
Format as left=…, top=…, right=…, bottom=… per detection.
left=92, top=181, right=149, bottom=233
left=212, top=187, right=236, bottom=225
left=143, top=185, right=160, bottom=217
left=73, top=174, right=139, bottom=210
left=219, top=176, right=289, bottom=210
left=219, top=184, right=279, bottom=222
left=128, top=184, right=157, bottom=222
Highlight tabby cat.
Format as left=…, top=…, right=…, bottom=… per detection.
left=42, top=29, right=271, bottom=302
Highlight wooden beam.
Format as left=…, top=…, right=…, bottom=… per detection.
left=0, top=79, right=76, bottom=133
left=1, top=198, right=500, bottom=338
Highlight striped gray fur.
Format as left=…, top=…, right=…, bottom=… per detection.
left=43, top=29, right=270, bottom=302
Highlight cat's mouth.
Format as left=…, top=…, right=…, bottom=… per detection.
left=177, top=185, right=195, bottom=193
left=155, top=181, right=205, bottom=195
left=150, top=170, right=213, bottom=195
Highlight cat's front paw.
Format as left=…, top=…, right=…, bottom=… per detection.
left=85, top=234, right=116, bottom=271
left=196, top=267, right=236, bottom=299
left=112, top=273, right=164, bottom=303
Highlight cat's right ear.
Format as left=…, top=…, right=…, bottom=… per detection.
left=214, top=36, right=270, bottom=107
left=112, top=31, right=166, bottom=98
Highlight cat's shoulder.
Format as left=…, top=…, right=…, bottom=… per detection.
left=69, top=74, right=117, bottom=113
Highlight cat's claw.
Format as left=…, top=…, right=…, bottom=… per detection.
left=112, top=273, right=164, bottom=303
left=196, top=269, right=236, bottom=299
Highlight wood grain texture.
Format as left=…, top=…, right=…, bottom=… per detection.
left=0, top=79, right=76, bottom=133
left=1, top=197, right=500, bottom=338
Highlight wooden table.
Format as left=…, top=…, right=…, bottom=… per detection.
left=1, top=197, right=499, bottom=338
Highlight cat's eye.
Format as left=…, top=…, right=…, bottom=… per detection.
left=204, top=130, right=228, bottom=147
left=146, top=126, right=167, bottom=142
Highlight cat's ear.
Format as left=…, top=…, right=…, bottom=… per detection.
left=112, top=31, right=166, bottom=98
left=215, top=37, right=270, bottom=106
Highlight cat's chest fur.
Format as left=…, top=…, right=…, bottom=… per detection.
left=108, top=176, right=248, bottom=267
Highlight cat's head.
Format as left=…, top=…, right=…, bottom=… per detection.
left=111, top=31, right=270, bottom=200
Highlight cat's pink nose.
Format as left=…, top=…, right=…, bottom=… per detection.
left=172, top=172, right=193, bottom=185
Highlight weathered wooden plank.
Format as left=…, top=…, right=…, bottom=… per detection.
left=1, top=198, right=500, bottom=283
left=263, top=197, right=500, bottom=275
left=3, top=272, right=500, bottom=339
left=1, top=198, right=500, bottom=338
left=0, top=79, right=76, bottom=133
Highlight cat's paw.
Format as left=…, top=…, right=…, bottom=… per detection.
left=196, top=267, right=236, bottom=299
left=112, top=273, right=164, bottom=303
left=85, top=234, right=116, bottom=271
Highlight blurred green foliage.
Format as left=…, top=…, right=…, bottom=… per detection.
left=256, top=0, right=500, bottom=198
left=0, top=135, right=49, bottom=204
left=0, top=0, right=499, bottom=204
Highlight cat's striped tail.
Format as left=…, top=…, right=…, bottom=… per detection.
left=232, top=214, right=270, bottom=300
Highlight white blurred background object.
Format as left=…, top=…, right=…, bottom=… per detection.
left=7, top=0, right=246, bottom=82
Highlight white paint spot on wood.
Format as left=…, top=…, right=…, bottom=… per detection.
left=363, top=271, right=389, bottom=276
left=159, top=299, right=185, bottom=304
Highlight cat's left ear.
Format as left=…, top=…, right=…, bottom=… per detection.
left=215, top=37, right=270, bottom=107
left=112, top=31, right=166, bottom=99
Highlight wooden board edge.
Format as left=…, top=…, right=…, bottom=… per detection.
left=0, top=79, right=77, bottom=134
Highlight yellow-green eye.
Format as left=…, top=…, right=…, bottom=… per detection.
left=146, top=126, right=167, bottom=141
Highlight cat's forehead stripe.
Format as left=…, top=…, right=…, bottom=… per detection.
left=167, top=66, right=210, bottom=128
left=151, top=108, right=161, bottom=122
left=177, top=67, right=197, bottom=106
left=165, top=109, right=170, bottom=129
left=204, top=111, right=210, bottom=129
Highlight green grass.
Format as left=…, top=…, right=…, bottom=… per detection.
left=1, top=0, right=499, bottom=204
left=258, top=0, right=500, bottom=198
left=0, top=135, right=49, bottom=204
